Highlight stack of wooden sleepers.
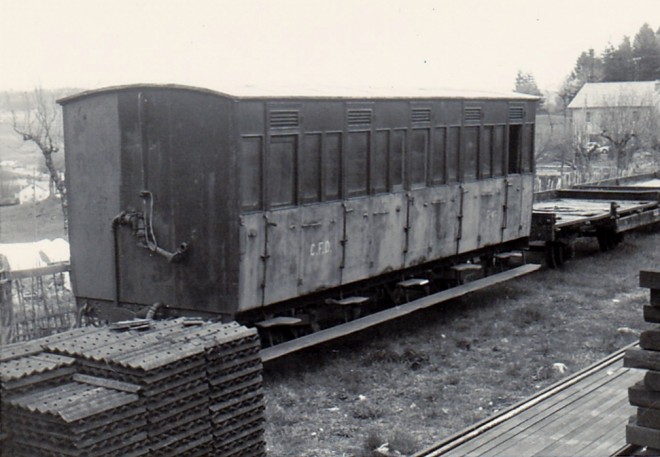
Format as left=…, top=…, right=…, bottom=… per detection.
left=0, top=318, right=265, bottom=457
left=624, top=270, right=660, bottom=453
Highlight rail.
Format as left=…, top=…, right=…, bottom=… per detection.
left=260, top=264, right=540, bottom=362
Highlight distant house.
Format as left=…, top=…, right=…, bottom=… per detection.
left=567, top=81, right=660, bottom=140
left=17, top=182, right=50, bottom=204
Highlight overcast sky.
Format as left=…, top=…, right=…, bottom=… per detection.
left=2, top=0, right=658, bottom=94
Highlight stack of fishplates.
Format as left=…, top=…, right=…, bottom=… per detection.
left=48, top=320, right=213, bottom=456
left=0, top=318, right=266, bottom=457
left=0, top=328, right=88, bottom=453
left=5, top=376, right=148, bottom=457
left=205, top=324, right=265, bottom=456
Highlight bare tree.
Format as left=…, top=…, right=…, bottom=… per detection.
left=11, top=88, right=67, bottom=232
left=566, top=86, right=660, bottom=180
left=559, top=129, right=600, bottom=183
left=534, top=112, right=571, bottom=164
left=597, top=93, right=660, bottom=174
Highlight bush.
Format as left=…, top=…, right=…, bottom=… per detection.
left=352, top=399, right=383, bottom=420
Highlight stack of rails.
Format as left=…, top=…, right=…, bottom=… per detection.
left=624, top=270, right=660, bottom=453
left=0, top=318, right=266, bottom=457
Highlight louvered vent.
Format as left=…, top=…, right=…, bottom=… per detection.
left=270, top=110, right=300, bottom=128
left=411, top=108, right=432, bottom=123
left=347, top=109, right=372, bottom=125
left=464, top=107, right=482, bottom=122
left=509, top=106, right=525, bottom=121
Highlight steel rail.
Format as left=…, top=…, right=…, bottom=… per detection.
left=260, top=264, right=540, bottom=363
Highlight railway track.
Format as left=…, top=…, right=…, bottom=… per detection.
left=260, top=263, right=540, bottom=362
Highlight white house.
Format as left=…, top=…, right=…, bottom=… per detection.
left=567, top=81, right=660, bottom=140
left=17, top=182, right=50, bottom=204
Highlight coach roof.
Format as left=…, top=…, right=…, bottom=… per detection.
left=58, top=83, right=540, bottom=105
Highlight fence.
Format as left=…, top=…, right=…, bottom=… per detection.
left=535, top=166, right=653, bottom=192
left=0, top=263, right=76, bottom=345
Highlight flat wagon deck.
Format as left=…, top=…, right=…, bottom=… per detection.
left=413, top=346, right=642, bottom=457
left=531, top=172, right=660, bottom=266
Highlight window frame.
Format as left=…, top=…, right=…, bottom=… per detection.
left=267, top=134, right=298, bottom=209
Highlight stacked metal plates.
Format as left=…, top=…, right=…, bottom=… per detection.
left=42, top=320, right=209, bottom=456
left=204, top=324, right=265, bottom=456
left=4, top=375, right=147, bottom=457
left=0, top=334, right=81, bottom=452
left=40, top=319, right=266, bottom=456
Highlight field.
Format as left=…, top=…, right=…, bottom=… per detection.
left=262, top=229, right=659, bottom=456
left=0, top=197, right=66, bottom=243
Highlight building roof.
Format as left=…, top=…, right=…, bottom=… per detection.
left=19, top=182, right=49, bottom=192
left=568, top=81, right=660, bottom=109
left=58, top=83, right=540, bottom=104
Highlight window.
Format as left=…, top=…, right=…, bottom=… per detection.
left=240, top=136, right=262, bottom=211
left=492, top=126, right=505, bottom=177
left=446, top=127, right=460, bottom=182
left=391, top=130, right=405, bottom=190
left=521, top=124, right=534, bottom=173
left=323, top=133, right=342, bottom=201
left=301, top=134, right=321, bottom=203
left=268, top=135, right=297, bottom=207
left=431, top=127, right=446, bottom=185
left=409, top=129, right=429, bottom=188
left=346, top=132, right=369, bottom=197
left=373, top=131, right=389, bottom=194
left=462, top=126, right=479, bottom=181
left=585, top=111, right=592, bottom=123
left=480, top=126, right=493, bottom=179
left=508, top=125, right=522, bottom=174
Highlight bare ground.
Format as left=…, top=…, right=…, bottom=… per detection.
left=263, top=229, right=659, bottom=456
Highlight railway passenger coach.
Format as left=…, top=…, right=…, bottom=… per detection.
left=59, top=84, right=538, bottom=324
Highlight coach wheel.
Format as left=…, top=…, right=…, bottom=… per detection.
left=614, top=232, right=624, bottom=246
left=596, top=232, right=608, bottom=251
left=597, top=229, right=618, bottom=252
left=545, top=242, right=565, bottom=269
left=554, top=242, right=565, bottom=267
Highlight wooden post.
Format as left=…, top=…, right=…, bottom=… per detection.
left=0, top=255, right=13, bottom=345
left=624, top=270, right=660, bottom=453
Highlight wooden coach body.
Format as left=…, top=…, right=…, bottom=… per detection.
left=59, top=84, right=537, bottom=318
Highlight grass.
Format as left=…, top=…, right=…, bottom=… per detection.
left=263, top=230, right=659, bottom=456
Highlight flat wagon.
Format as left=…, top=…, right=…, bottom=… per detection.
left=531, top=171, right=660, bottom=267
